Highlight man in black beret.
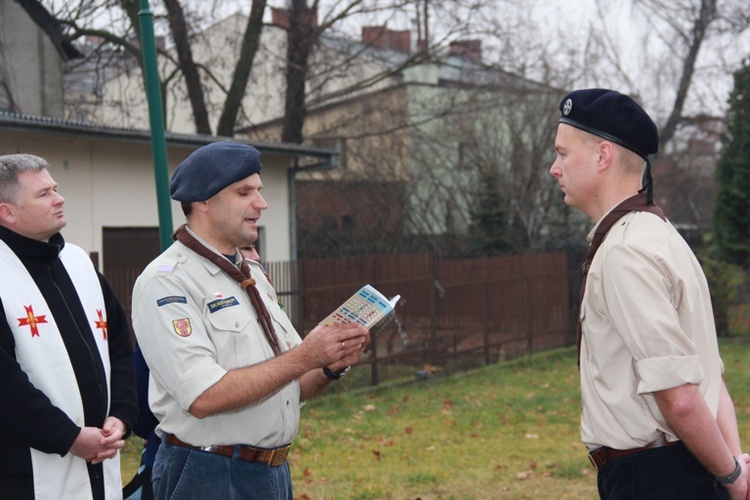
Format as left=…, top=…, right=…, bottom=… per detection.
left=131, top=141, right=369, bottom=499
left=550, top=89, right=749, bottom=498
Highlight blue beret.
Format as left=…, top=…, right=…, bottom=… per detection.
left=558, top=89, right=659, bottom=159
left=170, top=141, right=263, bottom=202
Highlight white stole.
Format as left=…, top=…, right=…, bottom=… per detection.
left=0, top=240, right=121, bottom=500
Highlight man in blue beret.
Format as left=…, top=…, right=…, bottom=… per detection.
left=550, top=89, right=749, bottom=498
left=131, top=141, right=369, bottom=499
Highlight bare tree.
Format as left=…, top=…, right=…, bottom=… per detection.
left=588, top=0, right=749, bottom=146
left=216, top=0, right=267, bottom=136
left=17, top=0, right=270, bottom=135
left=163, top=0, right=211, bottom=134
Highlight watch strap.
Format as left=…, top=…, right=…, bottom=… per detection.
left=323, top=366, right=350, bottom=380
left=715, top=457, right=741, bottom=485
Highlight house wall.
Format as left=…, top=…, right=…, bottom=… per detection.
left=0, top=0, right=64, bottom=117
left=0, top=130, right=294, bottom=266
left=95, top=13, right=401, bottom=136
left=96, top=14, right=289, bottom=133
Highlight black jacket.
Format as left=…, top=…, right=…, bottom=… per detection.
left=0, top=226, right=138, bottom=499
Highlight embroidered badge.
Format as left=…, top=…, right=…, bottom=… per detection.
left=157, top=296, right=188, bottom=307
left=17, top=305, right=47, bottom=337
left=94, top=309, right=108, bottom=340
left=207, top=297, right=240, bottom=313
left=173, top=318, right=192, bottom=337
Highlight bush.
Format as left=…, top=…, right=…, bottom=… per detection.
left=698, top=251, right=744, bottom=336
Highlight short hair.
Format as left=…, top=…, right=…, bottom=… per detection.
left=572, top=128, right=646, bottom=176
left=181, top=201, right=193, bottom=217
left=0, top=154, right=49, bottom=203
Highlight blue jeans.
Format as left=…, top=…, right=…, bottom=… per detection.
left=151, top=440, right=293, bottom=500
left=597, top=442, right=730, bottom=499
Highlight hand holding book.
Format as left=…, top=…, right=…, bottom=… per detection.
left=319, top=284, right=400, bottom=334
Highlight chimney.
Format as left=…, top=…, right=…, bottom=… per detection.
left=271, top=7, right=318, bottom=29
left=271, top=8, right=290, bottom=29
left=126, top=36, right=166, bottom=51
left=449, top=40, right=482, bottom=63
left=361, top=26, right=411, bottom=53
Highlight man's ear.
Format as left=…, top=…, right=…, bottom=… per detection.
left=192, top=200, right=209, bottom=213
left=596, top=141, right=614, bottom=173
left=0, top=202, right=15, bottom=225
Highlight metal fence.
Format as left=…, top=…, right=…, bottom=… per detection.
left=266, top=252, right=573, bottom=391
left=108, top=251, right=574, bottom=391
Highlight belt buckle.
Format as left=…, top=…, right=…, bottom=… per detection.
left=269, top=446, right=290, bottom=466
left=267, top=448, right=278, bottom=466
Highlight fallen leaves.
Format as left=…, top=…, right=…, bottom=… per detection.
left=516, top=470, right=533, bottom=480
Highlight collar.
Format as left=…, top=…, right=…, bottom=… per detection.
left=0, top=225, right=65, bottom=263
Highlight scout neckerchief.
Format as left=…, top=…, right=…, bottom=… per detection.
left=577, top=191, right=666, bottom=366
left=174, top=225, right=281, bottom=356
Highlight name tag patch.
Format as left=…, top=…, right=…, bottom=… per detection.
left=207, top=297, right=240, bottom=313
left=157, top=296, right=188, bottom=307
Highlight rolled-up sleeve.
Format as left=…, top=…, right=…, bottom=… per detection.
left=635, top=355, right=704, bottom=394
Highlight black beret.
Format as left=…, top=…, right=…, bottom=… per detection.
left=558, top=89, right=659, bottom=159
left=170, top=141, right=263, bottom=202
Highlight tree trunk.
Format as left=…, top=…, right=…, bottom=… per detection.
left=216, top=0, right=267, bottom=137
left=659, top=0, right=717, bottom=148
left=281, top=0, right=316, bottom=144
left=163, top=0, right=212, bottom=134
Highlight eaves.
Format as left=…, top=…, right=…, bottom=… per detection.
left=0, top=112, right=338, bottom=168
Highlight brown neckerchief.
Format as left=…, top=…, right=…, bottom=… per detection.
left=577, top=192, right=666, bottom=366
left=173, top=224, right=281, bottom=356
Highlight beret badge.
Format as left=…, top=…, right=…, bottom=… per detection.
left=562, top=98, right=573, bottom=116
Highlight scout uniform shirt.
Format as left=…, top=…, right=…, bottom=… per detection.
left=132, top=233, right=302, bottom=448
left=579, top=210, right=724, bottom=451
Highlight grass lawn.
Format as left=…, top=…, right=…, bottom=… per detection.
left=120, top=335, right=750, bottom=499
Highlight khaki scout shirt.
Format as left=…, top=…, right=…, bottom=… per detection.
left=579, top=210, right=724, bottom=451
left=132, top=232, right=302, bottom=448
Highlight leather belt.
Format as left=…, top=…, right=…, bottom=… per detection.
left=589, top=435, right=680, bottom=469
left=164, top=433, right=290, bottom=467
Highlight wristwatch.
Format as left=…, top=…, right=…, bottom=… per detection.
left=323, top=366, right=350, bottom=380
left=714, top=457, right=741, bottom=485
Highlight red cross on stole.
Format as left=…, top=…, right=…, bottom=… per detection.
left=17, top=305, right=48, bottom=337
left=94, top=309, right=108, bottom=340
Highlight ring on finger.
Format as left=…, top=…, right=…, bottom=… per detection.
left=342, top=341, right=346, bottom=349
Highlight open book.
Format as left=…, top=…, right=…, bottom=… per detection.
left=319, top=284, right=400, bottom=332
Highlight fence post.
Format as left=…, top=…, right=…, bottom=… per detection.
left=483, top=256, right=491, bottom=365
left=370, top=329, right=380, bottom=387
left=430, top=252, right=439, bottom=366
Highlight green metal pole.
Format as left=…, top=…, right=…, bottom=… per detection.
left=139, top=0, right=173, bottom=251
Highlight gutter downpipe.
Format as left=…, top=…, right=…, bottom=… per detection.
left=139, top=0, right=173, bottom=251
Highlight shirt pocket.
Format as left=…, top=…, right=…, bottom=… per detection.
left=205, top=307, right=253, bottom=368
left=206, top=306, right=252, bottom=332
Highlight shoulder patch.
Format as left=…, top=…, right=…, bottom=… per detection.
left=157, top=296, right=188, bottom=307
left=207, top=296, right=240, bottom=313
left=172, top=318, right=192, bottom=337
